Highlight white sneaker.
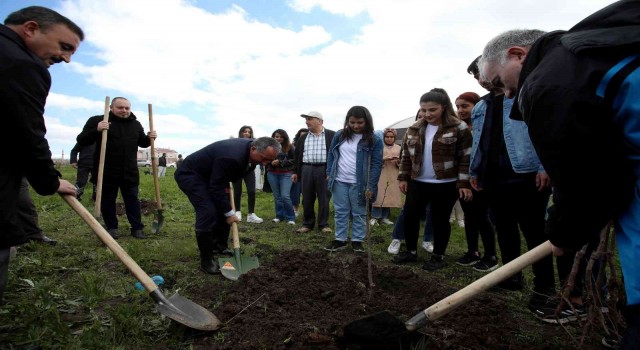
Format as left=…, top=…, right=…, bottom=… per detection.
left=381, top=218, right=394, bottom=225
left=369, top=218, right=378, bottom=226
left=457, top=219, right=465, bottom=228
left=287, top=221, right=295, bottom=225
left=294, top=211, right=300, bottom=218
left=247, top=213, right=263, bottom=223
left=422, top=241, right=434, bottom=253
left=272, top=218, right=281, bottom=223
left=235, top=211, right=242, bottom=221
left=387, top=239, right=401, bottom=254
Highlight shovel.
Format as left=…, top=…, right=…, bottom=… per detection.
left=61, top=194, right=221, bottom=331
left=148, top=104, right=164, bottom=234
left=344, top=241, right=552, bottom=346
left=219, top=183, right=259, bottom=280
left=94, top=96, right=110, bottom=218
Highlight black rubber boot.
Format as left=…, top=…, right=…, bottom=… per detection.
left=195, top=233, right=220, bottom=274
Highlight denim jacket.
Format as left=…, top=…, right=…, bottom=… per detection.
left=327, top=130, right=383, bottom=206
left=470, top=96, right=544, bottom=178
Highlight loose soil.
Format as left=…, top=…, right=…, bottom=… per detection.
left=179, top=250, right=602, bottom=350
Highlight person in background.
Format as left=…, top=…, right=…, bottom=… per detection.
left=325, top=106, right=382, bottom=252
left=387, top=110, right=434, bottom=255
left=453, top=89, right=498, bottom=272
left=233, top=126, right=263, bottom=223
left=176, top=154, right=183, bottom=169
left=267, top=129, right=296, bottom=225
left=175, top=137, right=279, bottom=274
left=371, top=128, right=402, bottom=226
left=480, top=5, right=639, bottom=344
left=158, top=153, right=167, bottom=177
left=290, top=128, right=308, bottom=217
left=18, top=178, right=57, bottom=245
left=0, top=5, right=82, bottom=302
left=293, top=112, right=336, bottom=234
left=77, top=97, right=157, bottom=240
left=70, top=141, right=96, bottom=201
left=394, top=89, right=473, bottom=270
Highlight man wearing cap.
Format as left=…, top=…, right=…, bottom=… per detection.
left=292, top=111, right=336, bottom=233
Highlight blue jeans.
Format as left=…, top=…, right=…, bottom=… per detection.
left=371, top=207, right=390, bottom=220
left=267, top=172, right=295, bottom=221
left=332, top=181, right=366, bottom=242
left=391, top=205, right=434, bottom=242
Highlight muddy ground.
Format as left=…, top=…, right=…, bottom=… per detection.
left=176, top=249, right=604, bottom=350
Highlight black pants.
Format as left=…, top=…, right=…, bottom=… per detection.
left=487, top=181, right=554, bottom=293
left=403, top=180, right=458, bottom=255
left=17, top=178, right=42, bottom=238
left=100, top=183, right=144, bottom=232
left=233, top=171, right=256, bottom=213
left=459, top=189, right=496, bottom=256
left=75, top=165, right=94, bottom=199
left=300, top=164, right=331, bottom=229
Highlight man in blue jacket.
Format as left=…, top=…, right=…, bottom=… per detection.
left=175, top=137, right=280, bottom=274
left=0, top=6, right=82, bottom=301
left=480, top=1, right=640, bottom=347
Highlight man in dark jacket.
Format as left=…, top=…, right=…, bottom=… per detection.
left=0, top=6, right=82, bottom=301
left=77, top=97, right=157, bottom=239
left=158, top=153, right=167, bottom=177
left=480, top=1, right=640, bottom=347
left=291, top=111, right=336, bottom=234
left=174, top=137, right=280, bottom=274
left=70, top=141, right=96, bottom=200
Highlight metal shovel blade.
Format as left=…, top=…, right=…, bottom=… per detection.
left=151, top=289, right=221, bottom=331
left=219, top=248, right=259, bottom=281
left=151, top=209, right=164, bottom=234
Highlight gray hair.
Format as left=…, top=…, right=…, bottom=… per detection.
left=4, top=6, right=84, bottom=41
left=480, top=29, right=546, bottom=67
left=253, top=137, right=281, bottom=154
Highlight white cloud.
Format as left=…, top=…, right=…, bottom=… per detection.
left=38, top=0, right=614, bottom=156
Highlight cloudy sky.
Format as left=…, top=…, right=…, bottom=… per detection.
left=2, top=0, right=613, bottom=157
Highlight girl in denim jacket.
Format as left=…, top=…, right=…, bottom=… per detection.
left=325, top=106, right=383, bottom=253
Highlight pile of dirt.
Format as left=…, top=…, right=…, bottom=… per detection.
left=184, top=250, right=600, bottom=349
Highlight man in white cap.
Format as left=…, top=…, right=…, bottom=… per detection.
left=292, top=111, right=336, bottom=233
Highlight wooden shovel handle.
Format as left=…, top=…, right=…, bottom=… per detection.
left=94, top=96, right=110, bottom=218
left=229, top=183, right=240, bottom=250
left=148, top=104, right=162, bottom=210
left=62, top=194, right=159, bottom=292
left=408, top=240, right=552, bottom=330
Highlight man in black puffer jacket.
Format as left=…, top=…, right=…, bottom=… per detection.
left=77, top=97, right=157, bottom=239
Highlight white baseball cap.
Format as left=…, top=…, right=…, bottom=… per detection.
left=300, top=111, right=323, bottom=120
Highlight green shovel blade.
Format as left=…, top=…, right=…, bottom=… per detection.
left=151, top=209, right=164, bottom=234
left=218, top=248, right=259, bottom=281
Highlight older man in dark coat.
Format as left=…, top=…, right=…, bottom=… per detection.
left=175, top=137, right=280, bottom=274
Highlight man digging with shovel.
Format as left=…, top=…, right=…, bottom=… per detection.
left=175, top=137, right=280, bottom=274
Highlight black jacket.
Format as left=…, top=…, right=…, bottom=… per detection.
left=175, top=138, right=256, bottom=215
left=513, top=0, right=640, bottom=249
left=158, top=155, right=167, bottom=167
left=0, top=25, right=61, bottom=248
left=293, top=128, right=336, bottom=178
left=77, top=111, right=151, bottom=187
left=70, top=142, right=95, bottom=167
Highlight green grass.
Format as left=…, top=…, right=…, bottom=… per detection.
left=0, top=166, right=613, bottom=349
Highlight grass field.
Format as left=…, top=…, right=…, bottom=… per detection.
left=0, top=165, right=617, bottom=349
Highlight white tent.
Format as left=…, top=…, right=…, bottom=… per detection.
left=386, top=116, right=416, bottom=144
